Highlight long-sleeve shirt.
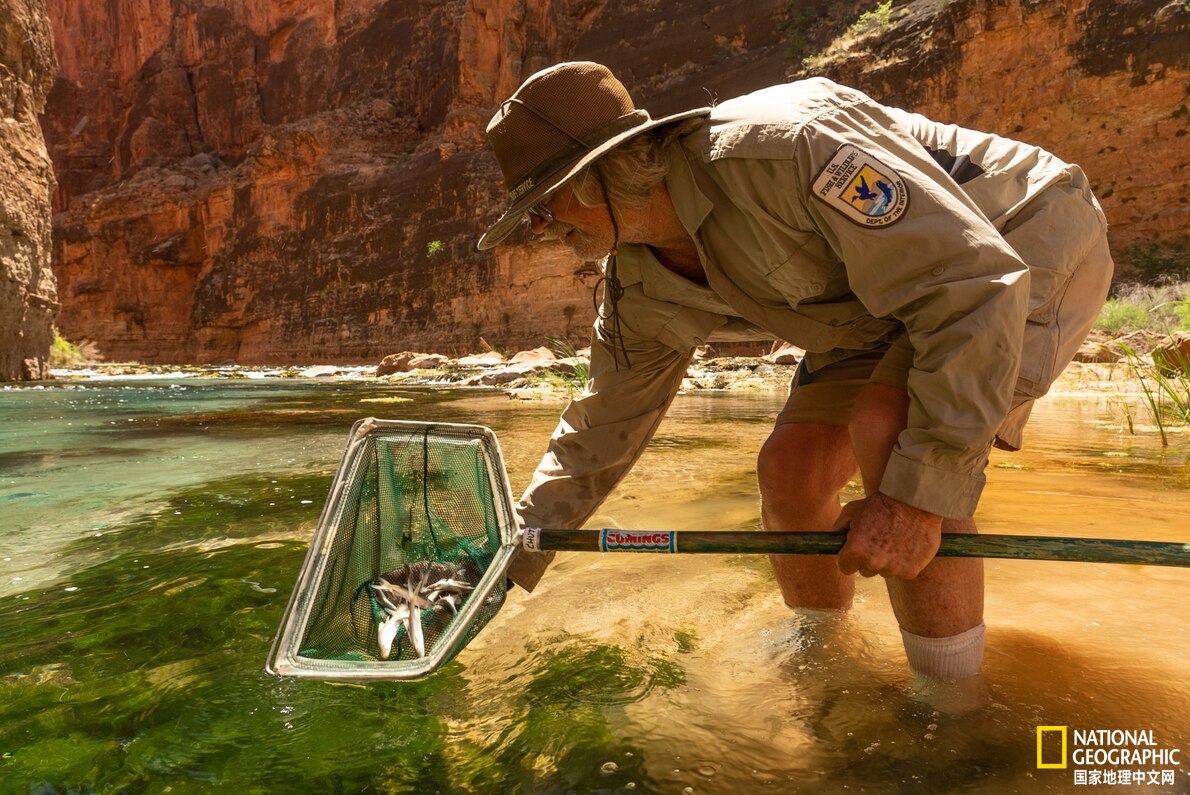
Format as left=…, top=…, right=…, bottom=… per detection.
left=509, top=77, right=1107, bottom=591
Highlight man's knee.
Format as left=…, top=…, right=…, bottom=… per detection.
left=757, top=423, right=855, bottom=502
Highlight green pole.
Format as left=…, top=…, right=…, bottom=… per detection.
left=526, top=529, right=1190, bottom=568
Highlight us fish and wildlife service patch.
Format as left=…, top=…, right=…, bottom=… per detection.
left=812, top=144, right=909, bottom=227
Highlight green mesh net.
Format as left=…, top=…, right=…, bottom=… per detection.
left=268, top=419, right=520, bottom=680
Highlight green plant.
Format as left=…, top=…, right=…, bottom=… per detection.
left=525, top=337, right=590, bottom=397
left=1125, top=238, right=1190, bottom=284
left=49, top=328, right=100, bottom=367
left=1094, top=299, right=1150, bottom=335
left=783, top=3, right=819, bottom=62
left=848, top=0, right=893, bottom=37
left=1093, top=282, right=1190, bottom=336
left=797, top=1, right=897, bottom=72
left=1175, top=300, right=1190, bottom=330
left=426, top=240, right=445, bottom=258
left=1115, top=342, right=1190, bottom=447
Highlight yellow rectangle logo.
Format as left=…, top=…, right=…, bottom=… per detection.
left=1037, top=726, right=1068, bottom=768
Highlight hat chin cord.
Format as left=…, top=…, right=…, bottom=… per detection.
left=592, top=172, right=630, bottom=370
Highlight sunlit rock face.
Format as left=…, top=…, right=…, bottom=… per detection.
left=1, top=0, right=58, bottom=381
left=40, top=0, right=1188, bottom=364
left=812, top=0, right=1189, bottom=257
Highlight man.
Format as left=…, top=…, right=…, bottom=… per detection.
left=476, top=62, right=1113, bottom=681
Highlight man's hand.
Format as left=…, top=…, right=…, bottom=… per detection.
left=834, top=493, right=943, bottom=579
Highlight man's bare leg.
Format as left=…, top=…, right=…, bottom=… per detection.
left=849, top=383, right=985, bottom=679
left=758, top=423, right=858, bottom=610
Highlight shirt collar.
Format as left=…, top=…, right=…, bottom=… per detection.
left=663, top=141, right=714, bottom=239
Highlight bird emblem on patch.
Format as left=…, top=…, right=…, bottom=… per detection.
left=811, top=144, right=909, bottom=227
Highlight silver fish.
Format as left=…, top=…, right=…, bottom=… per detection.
left=369, top=561, right=481, bottom=659
left=424, top=578, right=475, bottom=594
left=431, top=592, right=461, bottom=615
left=376, top=603, right=409, bottom=660
left=371, top=579, right=432, bottom=610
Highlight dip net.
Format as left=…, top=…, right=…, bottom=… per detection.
left=267, top=419, right=519, bottom=680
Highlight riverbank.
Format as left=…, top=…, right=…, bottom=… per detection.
left=37, top=357, right=1150, bottom=400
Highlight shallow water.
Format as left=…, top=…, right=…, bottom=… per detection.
left=0, top=378, right=1187, bottom=792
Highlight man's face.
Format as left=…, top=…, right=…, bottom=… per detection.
left=528, top=185, right=614, bottom=261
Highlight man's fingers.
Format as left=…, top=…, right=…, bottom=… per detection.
left=837, top=547, right=860, bottom=575
left=831, top=497, right=866, bottom=533
left=837, top=537, right=878, bottom=577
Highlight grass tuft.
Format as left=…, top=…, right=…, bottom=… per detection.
left=522, top=337, right=590, bottom=397
left=49, top=328, right=102, bottom=367
left=1114, top=342, right=1190, bottom=447
left=1093, top=282, right=1190, bottom=337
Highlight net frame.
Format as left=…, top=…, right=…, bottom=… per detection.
left=266, top=418, right=521, bottom=680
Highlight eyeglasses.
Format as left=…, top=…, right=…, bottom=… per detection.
left=526, top=202, right=555, bottom=225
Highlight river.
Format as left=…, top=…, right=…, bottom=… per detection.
left=0, top=376, right=1186, bottom=792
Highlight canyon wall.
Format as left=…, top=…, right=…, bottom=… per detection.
left=814, top=0, right=1189, bottom=252
left=40, top=0, right=1190, bottom=364
left=0, top=0, right=57, bottom=380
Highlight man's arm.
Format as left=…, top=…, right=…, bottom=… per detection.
left=510, top=281, right=725, bottom=590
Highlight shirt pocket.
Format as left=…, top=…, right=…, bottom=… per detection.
left=762, top=236, right=834, bottom=307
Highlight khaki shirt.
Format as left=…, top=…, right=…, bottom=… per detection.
left=510, top=78, right=1105, bottom=590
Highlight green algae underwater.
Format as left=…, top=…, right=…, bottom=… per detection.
left=1, top=377, right=1188, bottom=793
left=0, top=380, right=686, bottom=792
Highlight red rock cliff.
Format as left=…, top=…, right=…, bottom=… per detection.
left=1, top=0, right=57, bottom=380
left=41, top=0, right=1189, bottom=364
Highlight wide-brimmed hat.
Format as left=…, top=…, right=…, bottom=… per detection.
left=476, top=61, right=710, bottom=250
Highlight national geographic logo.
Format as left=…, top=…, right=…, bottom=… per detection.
left=1036, top=726, right=1182, bottom=786
left=1037, top=726, right=1068, bottom=769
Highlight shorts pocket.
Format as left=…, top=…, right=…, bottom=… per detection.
left=1005, top=183, right=1112, bottom=398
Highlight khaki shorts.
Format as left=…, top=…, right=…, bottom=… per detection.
left=776, top=178, right=1114, bottom=452
left=775, top=337, right=1036, bottom=450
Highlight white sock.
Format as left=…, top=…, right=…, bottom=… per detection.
left=900, top=623, right=985, bottom=681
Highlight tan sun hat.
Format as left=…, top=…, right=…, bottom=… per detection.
left=476, top=61, right=711, bottom=250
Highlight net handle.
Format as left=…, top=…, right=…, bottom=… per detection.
left=521, top=528, right=1190, bottom=567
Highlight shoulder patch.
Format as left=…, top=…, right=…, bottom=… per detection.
left=811, top=144, right=909, bottom=228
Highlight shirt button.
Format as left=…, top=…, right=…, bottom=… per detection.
left=932, top=266, right=945, bottom=276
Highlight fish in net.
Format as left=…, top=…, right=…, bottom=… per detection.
left=268, top=419, right=519, bottom=680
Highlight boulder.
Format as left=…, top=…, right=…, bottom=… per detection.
left=300, top=365, right=341, bottom=378
left=376, top=351, right=424, bottom=375
left=463, top=362, right=545, bottom=386
left=553, top=357, right=586, bottom=375
left=509, top=346, right=556, bottom=364
left=457, top=351, right=507, bottom=366
left=1151, top=332, right=1190, bottom=376
left=1073, top=339, right=1120, bottom=364
left=408, top=353, right=447, bottom=369
left=765, top=342, right=805, bottom=365
left=463, top=359, right=580, bottom=386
